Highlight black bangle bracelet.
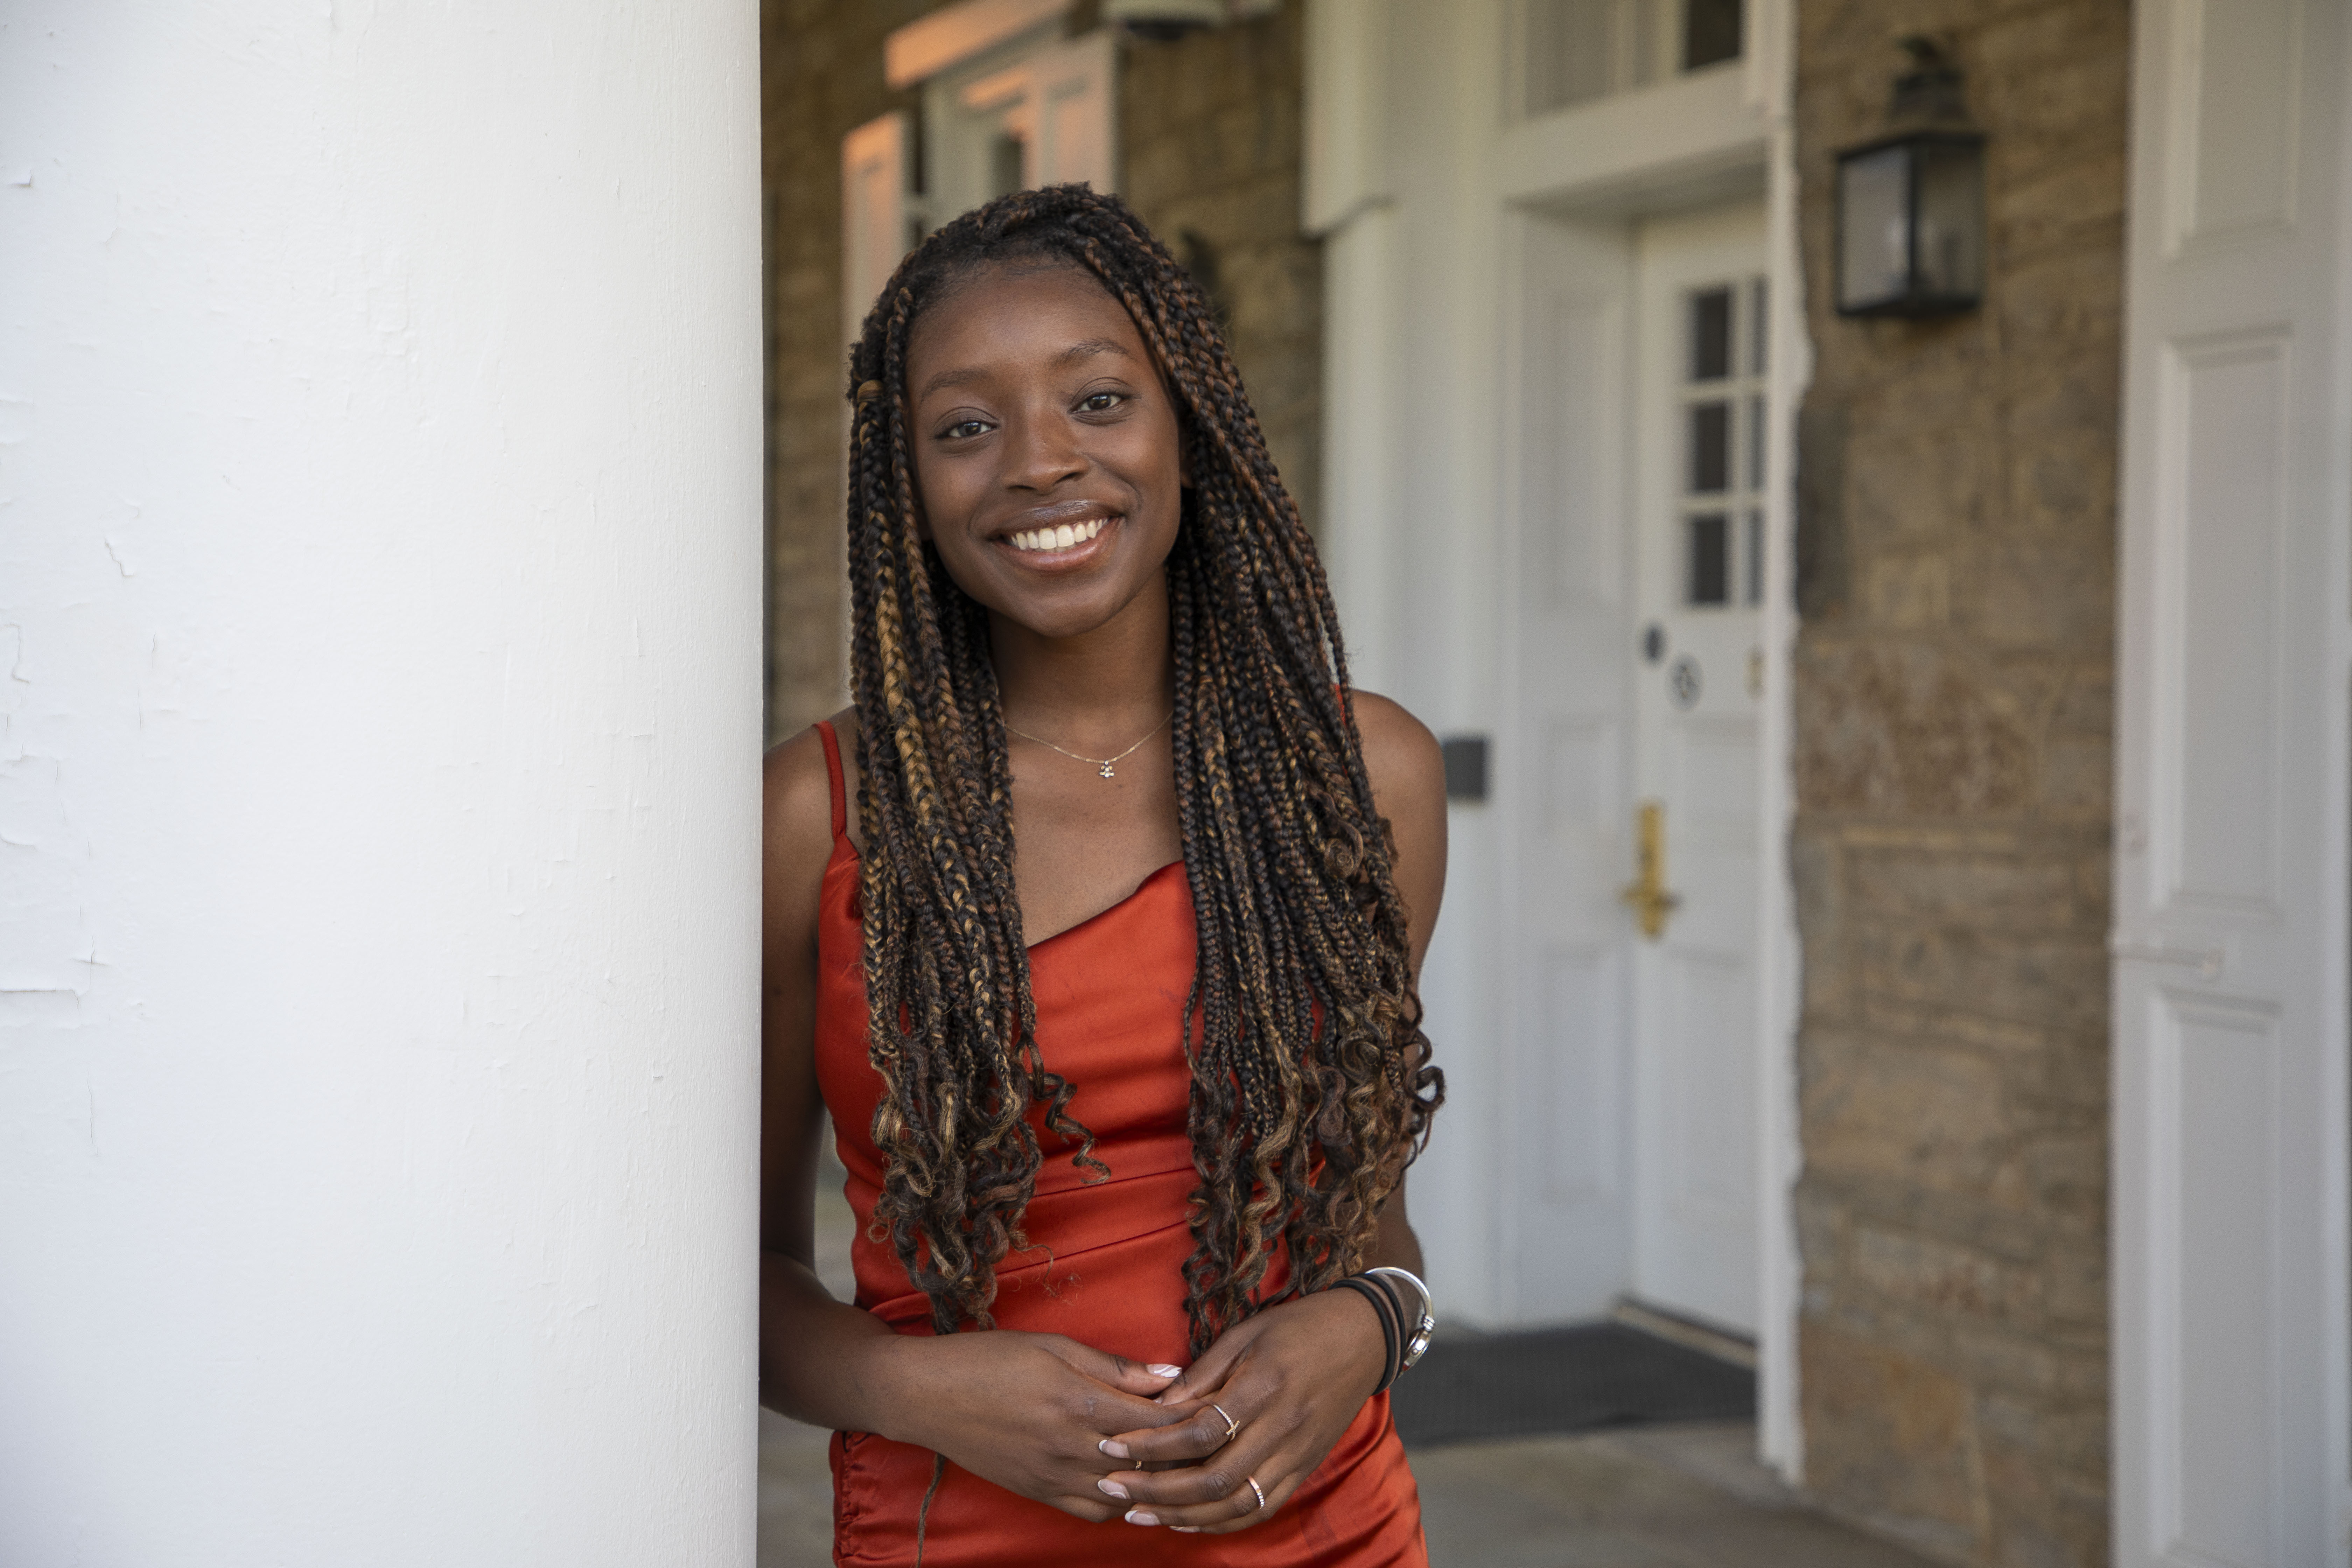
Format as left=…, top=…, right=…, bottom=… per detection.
left=1352, top=1274, right=1407, bottom=1392
left=1359, top=1271, right=1414, bottom=1387
left=1333, top=1276, right=1401, bottom=1393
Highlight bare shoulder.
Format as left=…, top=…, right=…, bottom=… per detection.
left=764, top=706, right=860, bottom=881
left=1349, top=690, right=1444, bottom=818
left=1347, top=690, right=1447, bottom=969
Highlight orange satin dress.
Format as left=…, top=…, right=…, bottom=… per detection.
left=809, top=722, right=1428, bottom=1567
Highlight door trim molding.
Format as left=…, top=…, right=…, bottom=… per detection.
left=1749, top=0, right=1807, bottom=1482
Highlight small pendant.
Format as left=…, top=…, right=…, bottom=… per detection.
left=1099, top=761, right=1116, bottom=779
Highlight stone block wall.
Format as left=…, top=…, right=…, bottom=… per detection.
left=1790, top=3, right=2127, bottom=1564
left=1118, top=4, right=1323, bottom=537
left=761, top=0, right=931, bottom=743
left=760, top=2, right=1319, bottom=742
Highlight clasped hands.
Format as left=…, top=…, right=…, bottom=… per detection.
left=891, top=1286, right=1389, bottom=1535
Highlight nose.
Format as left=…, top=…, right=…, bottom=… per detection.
left=1000, top=405, right=1086, bottom=493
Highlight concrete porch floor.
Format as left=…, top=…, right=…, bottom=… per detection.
left=756, top=1409, right=1940, bottom=1567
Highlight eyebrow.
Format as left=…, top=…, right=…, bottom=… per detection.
left=915, top=337, right=1136, bottom=402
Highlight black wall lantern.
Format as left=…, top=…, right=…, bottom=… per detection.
left=1834, top=38, right=1987, bottom=318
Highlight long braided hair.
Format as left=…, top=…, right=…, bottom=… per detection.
left=844, top=185, right=1441, bottom=1356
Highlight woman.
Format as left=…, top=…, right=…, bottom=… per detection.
left=761, top=185, right=1446, bottom=1566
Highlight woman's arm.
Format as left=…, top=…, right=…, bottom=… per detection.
left=757, top=725, right=905, bottom=1427
left=758, top=720, right=1190, bottom=1518
left=1097, top=690, right=1449, bottom=1532
left=1355, top=690, right=1447, bottom=1280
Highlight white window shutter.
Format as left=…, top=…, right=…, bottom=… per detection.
left=1028, top=30, right=1115, bottom=195
left=2110, top=1, right=2352, bottom=1563
left=841, top=110, right=912, bottom=344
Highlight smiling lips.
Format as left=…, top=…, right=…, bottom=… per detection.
left=1004, top=517, right=1110, bottom=554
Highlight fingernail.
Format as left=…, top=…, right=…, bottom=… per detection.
left=1125, top=1509, right=1160, bottom=1526
left=1098, top=1438, right=1132, bottom=1460
left=1097, top=1478, right=1130, bottom=1500
left=1148, top=1363, right=1184, bottom=1378
left=1173, top=1526, right=1202, bottom=1533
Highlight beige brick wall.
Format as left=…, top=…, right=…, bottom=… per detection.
left=760, top=3, right=1319, bottom=743
left=1790, top=4, right=2127, bottom=1564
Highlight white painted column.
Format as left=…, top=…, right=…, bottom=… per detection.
left=0, top=5, right=763, bottom=1564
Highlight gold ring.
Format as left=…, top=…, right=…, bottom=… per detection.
left=1246, top=1475, right=1267, bottom=1512
left=1210, top=1402, right=1240, bottom=1443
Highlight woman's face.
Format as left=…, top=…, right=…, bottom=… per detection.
left=903, top=261, right=1186, bottom=642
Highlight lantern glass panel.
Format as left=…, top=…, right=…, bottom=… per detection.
left=1914, top=138, right=1986, bottom=302
left=1837, top=143, right=1911, bottom=313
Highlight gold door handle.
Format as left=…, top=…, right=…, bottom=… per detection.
left=1619, top=800, right=1681, bottom=940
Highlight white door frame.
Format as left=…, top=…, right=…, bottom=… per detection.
left=1304, top=0, right=1808, bottom=1481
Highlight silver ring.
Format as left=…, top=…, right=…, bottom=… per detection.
left=1246, top=1475, right=1267, bottom=1512
left=1210, top=1402, right=1240, bottom=1443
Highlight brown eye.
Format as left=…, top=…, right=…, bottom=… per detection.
left=944, top=419, right=990, bottom=440
left=1078, top=392, right=1124, bottom=413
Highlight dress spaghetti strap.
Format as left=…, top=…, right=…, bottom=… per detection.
left=814, top=719, right=848, bottom=844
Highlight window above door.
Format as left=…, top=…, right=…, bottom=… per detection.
left=1513, top=0, right=1744, bottom=120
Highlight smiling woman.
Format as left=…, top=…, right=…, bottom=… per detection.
left=759, top=187, right=1447, bottom=1566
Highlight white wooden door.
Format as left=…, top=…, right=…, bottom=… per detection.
left=1504, top=196, right=1767, bottom=1333
left=1628, top=199, right=1766, bottom=1336
left=2112, top=1, right=2352, bottom=1562
left=1503, top=208, right=1638, bottom=1322
left=1027, top=30, right=1114, bottom=194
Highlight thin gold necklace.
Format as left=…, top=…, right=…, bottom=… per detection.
left=1001, top=709, right=1172, bottom=779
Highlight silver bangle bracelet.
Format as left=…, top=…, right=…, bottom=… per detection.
left=1366, top=1266, right=1436, bottom=1370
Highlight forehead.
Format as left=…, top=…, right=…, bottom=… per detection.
left=905, top=261, right=1152, bottom=386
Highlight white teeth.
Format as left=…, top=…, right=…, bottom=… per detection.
left=1006, top=518, right=1108, bottom=553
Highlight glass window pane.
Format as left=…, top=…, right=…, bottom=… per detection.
left=1749, top=277, right=1768, bottom=374
left=990, top=133, right=1026, bottom=198
left=1745, top=508, right=1763, bottom=604
left=1683, top=0, right=1742, bottom=69
left=1690, top=287, right=1732, bottom=381
left=1748, top=394, right=1765, bottom=489
left=1689, top=401, right=1730, bottom=492
left=1689, top=513, right=1730, bottom=605
left=1631, top=0, right=1662, bottom=87
left=1525, top=0, right=1617, bottom=113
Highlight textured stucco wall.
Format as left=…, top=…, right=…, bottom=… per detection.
left=1789, top=4, right=2126, bottom=1564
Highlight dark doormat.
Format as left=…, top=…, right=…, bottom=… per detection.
left=1388, top=1323, right=1755, bottom=1449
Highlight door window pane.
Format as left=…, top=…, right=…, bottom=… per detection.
left=1745, top=508, right=1763, bottom=604
left=1748, top=394, right=1765, bottom=488
left=1690, top=287, right=1732, bottom=380
left=1689, top=513, right=1730, bottom=604
left=1689, top=402, right=1730, bottom=492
